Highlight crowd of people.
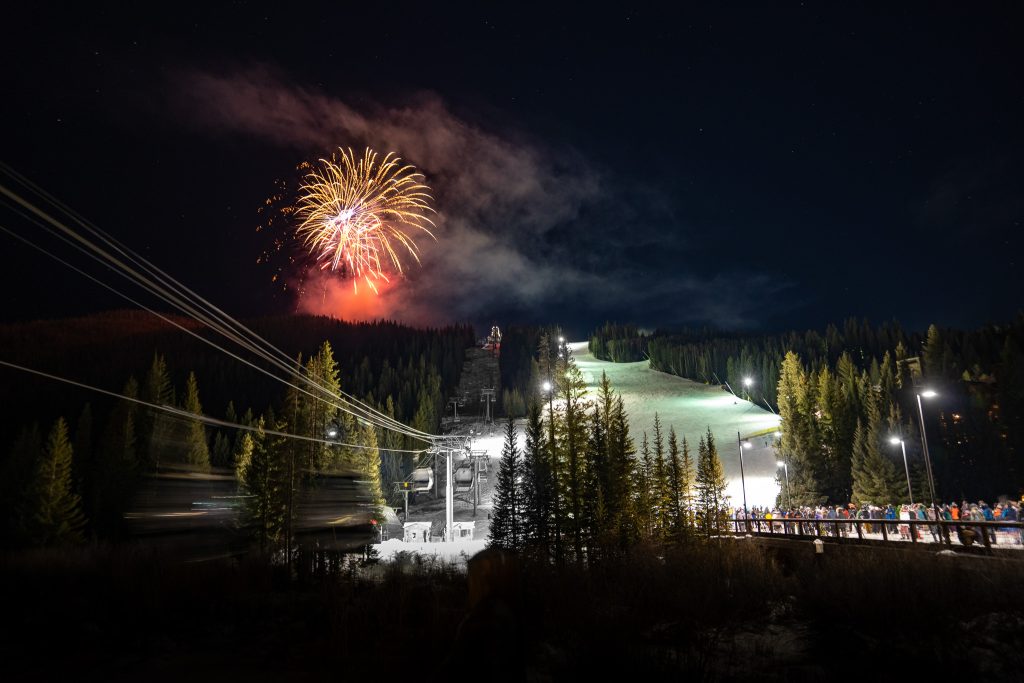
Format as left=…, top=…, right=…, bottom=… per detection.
left=731, top=499, right=1024, bottom=546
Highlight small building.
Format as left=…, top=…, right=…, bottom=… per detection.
left=403, top=521, right=432, bottom=543
left=452, top=521, right=476, bottom=540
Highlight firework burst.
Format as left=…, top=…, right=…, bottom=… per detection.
left=293, top=147, right=435, bottom=293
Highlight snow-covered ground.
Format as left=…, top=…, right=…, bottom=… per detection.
left=572, top=341, right=782, bottom=508
left=374, top=538, right=488, bottom=564
left=371, top=341, right=782, bottom=561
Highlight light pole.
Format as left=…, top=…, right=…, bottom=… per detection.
left=743, top=376, right=753, bottom=401
left=915, top=390, right=938, bottom=507
left=776, top=460, right=790, bottom=509
left=888, top=437, right=915, bottom=506
left=736, top=432, right=751, bottom=531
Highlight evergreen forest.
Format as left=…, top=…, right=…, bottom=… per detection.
left=589, top=317, right=1024, bottom=503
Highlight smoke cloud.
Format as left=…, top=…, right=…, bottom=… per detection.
left=175, top=65, right=607, bottom=324
left=173, top=65, right=794, bottom=330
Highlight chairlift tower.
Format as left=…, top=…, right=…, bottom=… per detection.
left=481, top=387, right=496, bottom=423
left=448, top=395, right=465, bottom=423
left=431, top=435, right=471, bottom=542
left=395, top=481, right=412, bottom=521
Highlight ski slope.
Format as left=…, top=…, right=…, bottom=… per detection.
left=572, top=342, right=782, bottom=508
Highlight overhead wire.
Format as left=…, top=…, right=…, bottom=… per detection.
left=0, top=164, right=431, bottom=439
left=0, top=358, right=430, bottom=454
left=0, top=166, right=439, bottom=443
left=0, top=208, right=430, bottom=444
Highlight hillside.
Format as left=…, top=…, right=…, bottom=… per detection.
left=573, top=342, right=782, bottom=507
left=0, top=309, right=474, bottom=449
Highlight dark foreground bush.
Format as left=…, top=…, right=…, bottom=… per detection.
left=1, top=540, right=1022, bottom=680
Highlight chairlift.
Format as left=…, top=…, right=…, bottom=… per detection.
left=411, top=467, right=434, bottom=492
left=453, top=462, right=474, bottom=492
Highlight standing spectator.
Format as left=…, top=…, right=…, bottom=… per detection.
left=898, top=505, right=911, bottom=540
left=979, top=502, right=997, bottom=544
left=1004, top=502, right=1021, bottom=544
left=925, top=504, right=940, bottom=542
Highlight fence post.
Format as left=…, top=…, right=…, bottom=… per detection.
left=910, top=521, right=918, bottom=543
left=981, top=523, right=992, bottom=550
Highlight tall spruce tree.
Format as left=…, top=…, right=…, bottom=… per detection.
left=379, top=396, right=406, bottom=504
left=695, top=428, right=728, bottom=537
left=777, top=352, right=826, bottom=504
left=25, top=418, right=87, bottom=545
left=182, top=371, right=211, bottom=470
left=558, top=356, right=589, bottom=562
left=608, top=395, right=636, bottom=548
left=850, top=388, right=905, bottom=504
left=238, top=414, right=287, bottom=554
left=354, top=421, right=386, bottom=519
left=678, top=435, right=695, bottom=537
left=141, top=353, right=175, bottom=469
left=93, top=377, right=140, bottom=537
left=651, top=414, right=671, bottom=538
left=537, top=331, right=565, bottom=562
left=520, top=401, right=551, bottom=559
left=584, top=400, right=608, bottom=556
left=1, top=424, right=42, bottom=544
left=632, top=432, right=655, bottom=540
left=489, top=417, right=524, bottom=551
left=667, top=426, right=684, bottom=535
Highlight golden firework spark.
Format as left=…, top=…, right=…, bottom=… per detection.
left=294, top=147, right=435, bottom=293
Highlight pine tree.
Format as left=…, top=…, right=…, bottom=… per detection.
left=633, top=432, right=655, bottom=540
left=695, top=428, right=728, bottom=537
left=379, top=396, right=408, bottom=505
left=489, top=417, right=523, bottom=551
left=850, top=391, right=905, bottom=505
left=305, top=344, right=341, bottom=472
left=678, top=436, right=695, bottom=537
left=558, top=356, right=589, bottom=562
left=238, top=414, right=287, bottom=554
left=354, top=421, right=386, bottom=519
left=211, top=432, right=232, bottom=468
left=667, top=426, right=684, bottom=535
left=93, top=377, right=140, bottom=536
left=520, top=401, right=552, bottom=559
left=651, top=414, right=671, bottom=538
left=850, top=420, right=873, bottom=504
left=537, top=331, right=565, bottom=563
left=584, top=401, right=608, bottom=555
left=25, top=418, right=87, bottom=545
left=182, top=371, right=211, bottom=470
left=923, top=324, right=946, bottom=379
left=1, top=424, right=42, bottom=544
left=141, top=353, right=175, bottom=469
left=777, top=352, right=826, bottom=504
left=607, top=395, right=636, bottom=549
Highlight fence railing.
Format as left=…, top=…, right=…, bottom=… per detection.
left=729, top=516, right=1024, bottom=550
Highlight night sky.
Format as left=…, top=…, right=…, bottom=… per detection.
left=2, top=3, right=1022, bottom=338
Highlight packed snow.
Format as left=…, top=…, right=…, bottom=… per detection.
left=572, top=342, right=782, bottom=508
left=372, top=340, right=782, bottom=560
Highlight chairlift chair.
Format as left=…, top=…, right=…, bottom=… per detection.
left=411, top=467, right=434, bottom=492
left=453, top=462, right=474, bottom=492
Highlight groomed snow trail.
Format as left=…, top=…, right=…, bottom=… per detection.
left=572, top=342, right=782, bottom=508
